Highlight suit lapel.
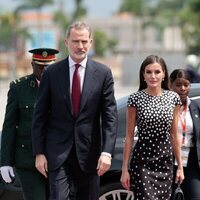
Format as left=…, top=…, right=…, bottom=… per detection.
left=189, top=101, right=200, bottom=140
left=79, top=60, right=97, bottom=114
left=57, top=58, right=73, bottom=115
left=57, top=58, right=98, bottom=117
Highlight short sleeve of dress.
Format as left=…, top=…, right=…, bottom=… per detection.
left=172, top=91, right=182, bottom=106
left=127, top=93, right=137, bottom=107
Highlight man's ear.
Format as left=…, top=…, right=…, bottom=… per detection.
left=64, top=39, right=68, bottom=46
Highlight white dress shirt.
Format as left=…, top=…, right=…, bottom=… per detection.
left=178, top=97, right=194, bottom=147
left=68, top=56, right=87, bottom=93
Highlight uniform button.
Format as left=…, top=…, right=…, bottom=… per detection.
left=21, top=144, right=25, bottom=148
left=26, top=106, right=29, bottom=108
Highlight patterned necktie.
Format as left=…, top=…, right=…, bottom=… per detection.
left=72, top=64, right=81, bottom=117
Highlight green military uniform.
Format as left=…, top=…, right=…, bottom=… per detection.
left=1, top=74, right=47, bottom=200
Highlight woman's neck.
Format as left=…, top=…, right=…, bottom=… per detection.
left=181, top=99, right=187, bottom=107
left=146, top=87, right=162, bottom=96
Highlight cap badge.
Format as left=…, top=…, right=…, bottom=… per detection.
left=42, top=51, right=48, bottom=58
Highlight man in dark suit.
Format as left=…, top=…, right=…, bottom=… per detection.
left=31, top=21, right=117, bottom=200
left=0, top=48, right=59, bottom=200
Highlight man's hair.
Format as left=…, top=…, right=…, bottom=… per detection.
left=66, top=21, right=92, bottom=38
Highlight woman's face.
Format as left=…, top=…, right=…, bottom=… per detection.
left=143, top=62, right=165, bottom=89
left=171, top=78, right=191, bottom=104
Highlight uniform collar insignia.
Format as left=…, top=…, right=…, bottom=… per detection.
left=30, top=80, right=36, bottom=88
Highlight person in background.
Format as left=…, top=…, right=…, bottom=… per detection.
left=31, top=21, right=117, bottom=200
left=170, top=69, right=200, bottom=200
left=185, top=54, right=200, bottom=83
left=0, top=48, right=59, bottom=200
left=120, top=55, right=184, bottom=200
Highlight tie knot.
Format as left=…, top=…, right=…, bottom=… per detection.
left=75, top=64, right=80, bottom=69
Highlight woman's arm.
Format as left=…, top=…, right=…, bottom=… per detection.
left=170, top=105, right=184, bottom=183
left=120, top=106, right=137, bottom=190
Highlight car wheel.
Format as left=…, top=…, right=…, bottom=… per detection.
left=99, top=182, right=134, bottom=200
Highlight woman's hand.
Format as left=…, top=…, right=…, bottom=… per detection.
left=120, top=170, right=131, bottom=190
left=175, top=167, right=184, bottom=184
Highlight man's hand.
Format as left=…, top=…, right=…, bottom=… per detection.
left=0, top=166, right=15, bottom=183
left=35, top=154, right=48, bottom=178
left=97, top=154, right=111, bottom=176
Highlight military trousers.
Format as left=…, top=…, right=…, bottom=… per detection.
left=16, top=168, right=48, bottom=200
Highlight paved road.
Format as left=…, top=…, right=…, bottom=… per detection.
left=0, top=80, right=137, bottom=129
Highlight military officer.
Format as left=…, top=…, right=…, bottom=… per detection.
left=0, top=48, right=59, bottom=200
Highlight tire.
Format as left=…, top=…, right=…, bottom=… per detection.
left=99, top=182, right=134, bottom=200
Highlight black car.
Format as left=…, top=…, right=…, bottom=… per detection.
left=0, top=83, right=200, bottom=200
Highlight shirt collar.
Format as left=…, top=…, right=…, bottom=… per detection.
left=180, top=96, right=191, bottom=112
left=187, top=96, right=191, bottom=106
left=69, top=56, right=87, bottom=69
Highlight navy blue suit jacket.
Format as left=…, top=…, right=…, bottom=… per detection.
left=189, top=99, right=200, bottom=168
left=32, top=57, right=117, bottom=172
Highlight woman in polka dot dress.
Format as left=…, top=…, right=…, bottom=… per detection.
left=120, top=55, right=184, bottom=200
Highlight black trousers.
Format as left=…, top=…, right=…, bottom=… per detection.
left=172, top=147, right=200, bottom=200
left=48, top=146, right=100, bottom=200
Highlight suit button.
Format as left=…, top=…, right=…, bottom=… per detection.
left=21, top=144, right=25, bottom=148
left=26, top=106, right=29, bottom=108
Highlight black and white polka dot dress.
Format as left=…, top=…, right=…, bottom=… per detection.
left=127, top=89, right=181, bottom=200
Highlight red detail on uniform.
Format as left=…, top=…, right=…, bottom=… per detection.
left=32, top=54, right=56, bottom=61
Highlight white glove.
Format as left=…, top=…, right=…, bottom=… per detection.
left=0, top=166, right=15, bottom=183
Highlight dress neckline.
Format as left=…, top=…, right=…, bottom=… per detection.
left=143, top=89, right=164, bottom=97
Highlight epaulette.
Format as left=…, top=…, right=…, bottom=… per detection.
left=12, top=76, right=28, bottom=85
